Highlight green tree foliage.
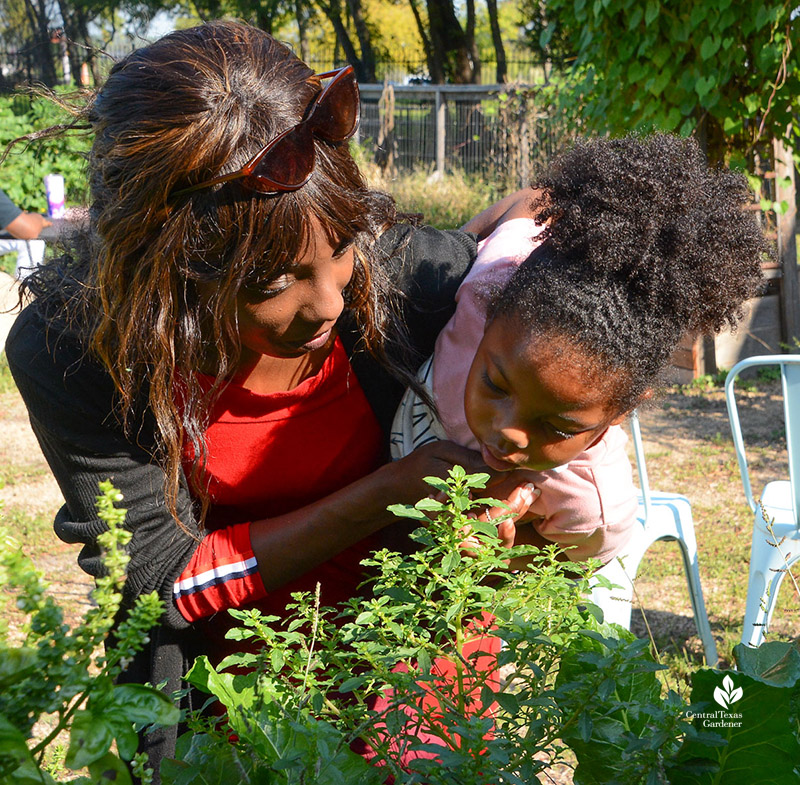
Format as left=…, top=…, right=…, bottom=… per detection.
left=527, top=0, right=799, bottom=165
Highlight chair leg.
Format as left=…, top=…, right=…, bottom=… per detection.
left=674, top=537, right=718, bottom=666
left=742, top=515, right=800, bottom=648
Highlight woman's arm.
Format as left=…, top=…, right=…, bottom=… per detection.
left=460, top=188, right=538, bottom=239
left=8, top=304, right=513, bottom=624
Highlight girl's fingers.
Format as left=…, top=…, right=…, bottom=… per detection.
left=483, top=482, right=539, bottom=525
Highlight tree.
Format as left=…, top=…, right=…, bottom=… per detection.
left=528, top=0, right=799, bottom=166
left=423, top=0, right=478, bottom=82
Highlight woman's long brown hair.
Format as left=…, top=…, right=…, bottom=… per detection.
left=24, top=21, right=407, bottom=532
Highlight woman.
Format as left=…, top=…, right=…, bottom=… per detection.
left=5, top=21, right=534, bottom=774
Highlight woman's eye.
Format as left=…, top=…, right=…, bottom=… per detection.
left=244, top=274, right=293, bottom=297
left=334, top=238, right=355, bottom=257
left=481, top=371, right=507, bottom=395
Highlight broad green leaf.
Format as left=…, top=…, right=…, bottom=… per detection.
left=66, top=711, right=114, bottom=770
left=441, top=550, right=461, bottom=575
left=700, top=36, right=720, bottom=60
left=415, top=498, right=446, bottom=512
left=0, top=649, right=38, bottom=689
left=339, top=676, right=366, bottom=693
left=494, top=690, right=519, bottom=714
left=109, top=683, right=180, bottom=726
left=734, top=640, right=800, bottom=687
left=671, top=669, right=800, bottom=784
left=87, top=752, right=132, bottom=784
left=0, top=715, right=53, bottom=784
left=644, top=0, right=659, bottom=26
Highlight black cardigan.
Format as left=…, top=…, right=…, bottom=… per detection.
left=6, top=224, right=477, bottom=776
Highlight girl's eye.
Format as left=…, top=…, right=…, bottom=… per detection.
left=481, top=371, right=507, bottom=395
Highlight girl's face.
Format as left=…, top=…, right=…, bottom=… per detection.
left=464, top=317, right=626, bottom=472
left=236, top=220, right=355, bottom=360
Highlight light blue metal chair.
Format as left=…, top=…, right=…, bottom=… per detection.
left=590, top=411, right=718, bottom=665
left=724, top=354, right=800, bottom=648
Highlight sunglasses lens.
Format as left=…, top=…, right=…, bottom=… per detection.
left=308, top=70, right=360, bottom=142
left=248, top=125, right=315, bottom=191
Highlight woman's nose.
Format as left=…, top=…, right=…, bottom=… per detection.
left=307, top=273, right=346, bottom=324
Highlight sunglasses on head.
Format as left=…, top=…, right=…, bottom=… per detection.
left=172, top=65, right=360, bottom=198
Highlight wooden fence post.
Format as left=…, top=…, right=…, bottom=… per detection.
left=774, top=134, right=800, bottom=349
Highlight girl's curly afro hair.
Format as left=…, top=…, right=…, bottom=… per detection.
left=492, top=134, right=769, bottom=411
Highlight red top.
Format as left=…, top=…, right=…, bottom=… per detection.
left=173, top=338, right=384, bottom=652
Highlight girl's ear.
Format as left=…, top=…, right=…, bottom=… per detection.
left=609, top=388, right=655, bottom=426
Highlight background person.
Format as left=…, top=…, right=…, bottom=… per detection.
left=0, top=188, right=50, bottom=278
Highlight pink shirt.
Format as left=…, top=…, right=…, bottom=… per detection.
left=431, top=218, right=638, bottom=563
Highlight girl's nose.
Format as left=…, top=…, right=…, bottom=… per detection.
left=498, top=426, right=529, bottom=452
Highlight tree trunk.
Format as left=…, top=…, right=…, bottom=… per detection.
left=774, top=133, right=800, bottom=347
left=345, top=0, right=376, bottom=81
left=424, top=0, right=475, bottom=83
left=486, top=0, right=506, bottom=83
left=295, top=0, right=310, bottom=62
left=408, top=0, right=438, bottom=82
left=464, top=0, right=480, bottom=83
left=22, top=0, right=57, bottom=86
left=315, top=0, right=365, bottom=78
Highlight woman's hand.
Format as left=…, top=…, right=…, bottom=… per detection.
left=382, top=439, right=496, bottom=505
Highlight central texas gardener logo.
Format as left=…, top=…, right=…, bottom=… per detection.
left=713, top=674, right=743, bottom=709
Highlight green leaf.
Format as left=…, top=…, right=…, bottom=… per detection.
left=109, top=684, right=180, bottom=727
left=0, top=715, right=52, bottom=784
left=672, top=669, right=800, bottom=784
left=494, top=690, right=519, bottom=714
left=644, top=0, right=659, bottom=26
left=386, top=504, right=429, bottom=521
left=700, top=35, right=720, bottom=60
left=87, top=752, right=133, bottom=785
left=66, top=711, right=115, bottom=770
left=734, top=641, right=800, bottom=687
left=339, top=676, right=366, bottom=693
left=694, top=75, right=716, bottom=99
left=415, top=498, right=446, bottom=512
left=627, top=6, right=643, bottom=29
left=441, top=550, right=461, bottom=575
left=0, top=648, right=39, bottom=689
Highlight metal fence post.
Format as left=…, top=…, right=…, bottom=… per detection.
left=435, top=87, right=446, bottom=177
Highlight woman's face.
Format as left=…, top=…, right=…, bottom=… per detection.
left=236, top=221, right=355, bottom=360
left=464, top=317, right=625, bottom=472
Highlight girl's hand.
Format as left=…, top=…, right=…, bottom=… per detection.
left=460, top=481, right=540, bottom=555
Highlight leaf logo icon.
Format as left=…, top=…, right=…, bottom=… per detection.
left=713, top=674, right=743, bottom=709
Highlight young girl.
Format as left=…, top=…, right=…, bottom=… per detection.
left=392, top=134, right=767, bottom=564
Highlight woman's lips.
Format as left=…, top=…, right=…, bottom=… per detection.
left=287, top=327, right=333, bottom=352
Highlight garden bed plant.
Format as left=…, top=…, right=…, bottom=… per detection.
left=0, top=472, right=798, bottom=784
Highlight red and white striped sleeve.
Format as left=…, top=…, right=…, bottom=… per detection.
left=173, top=522, right=267, bottom=622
